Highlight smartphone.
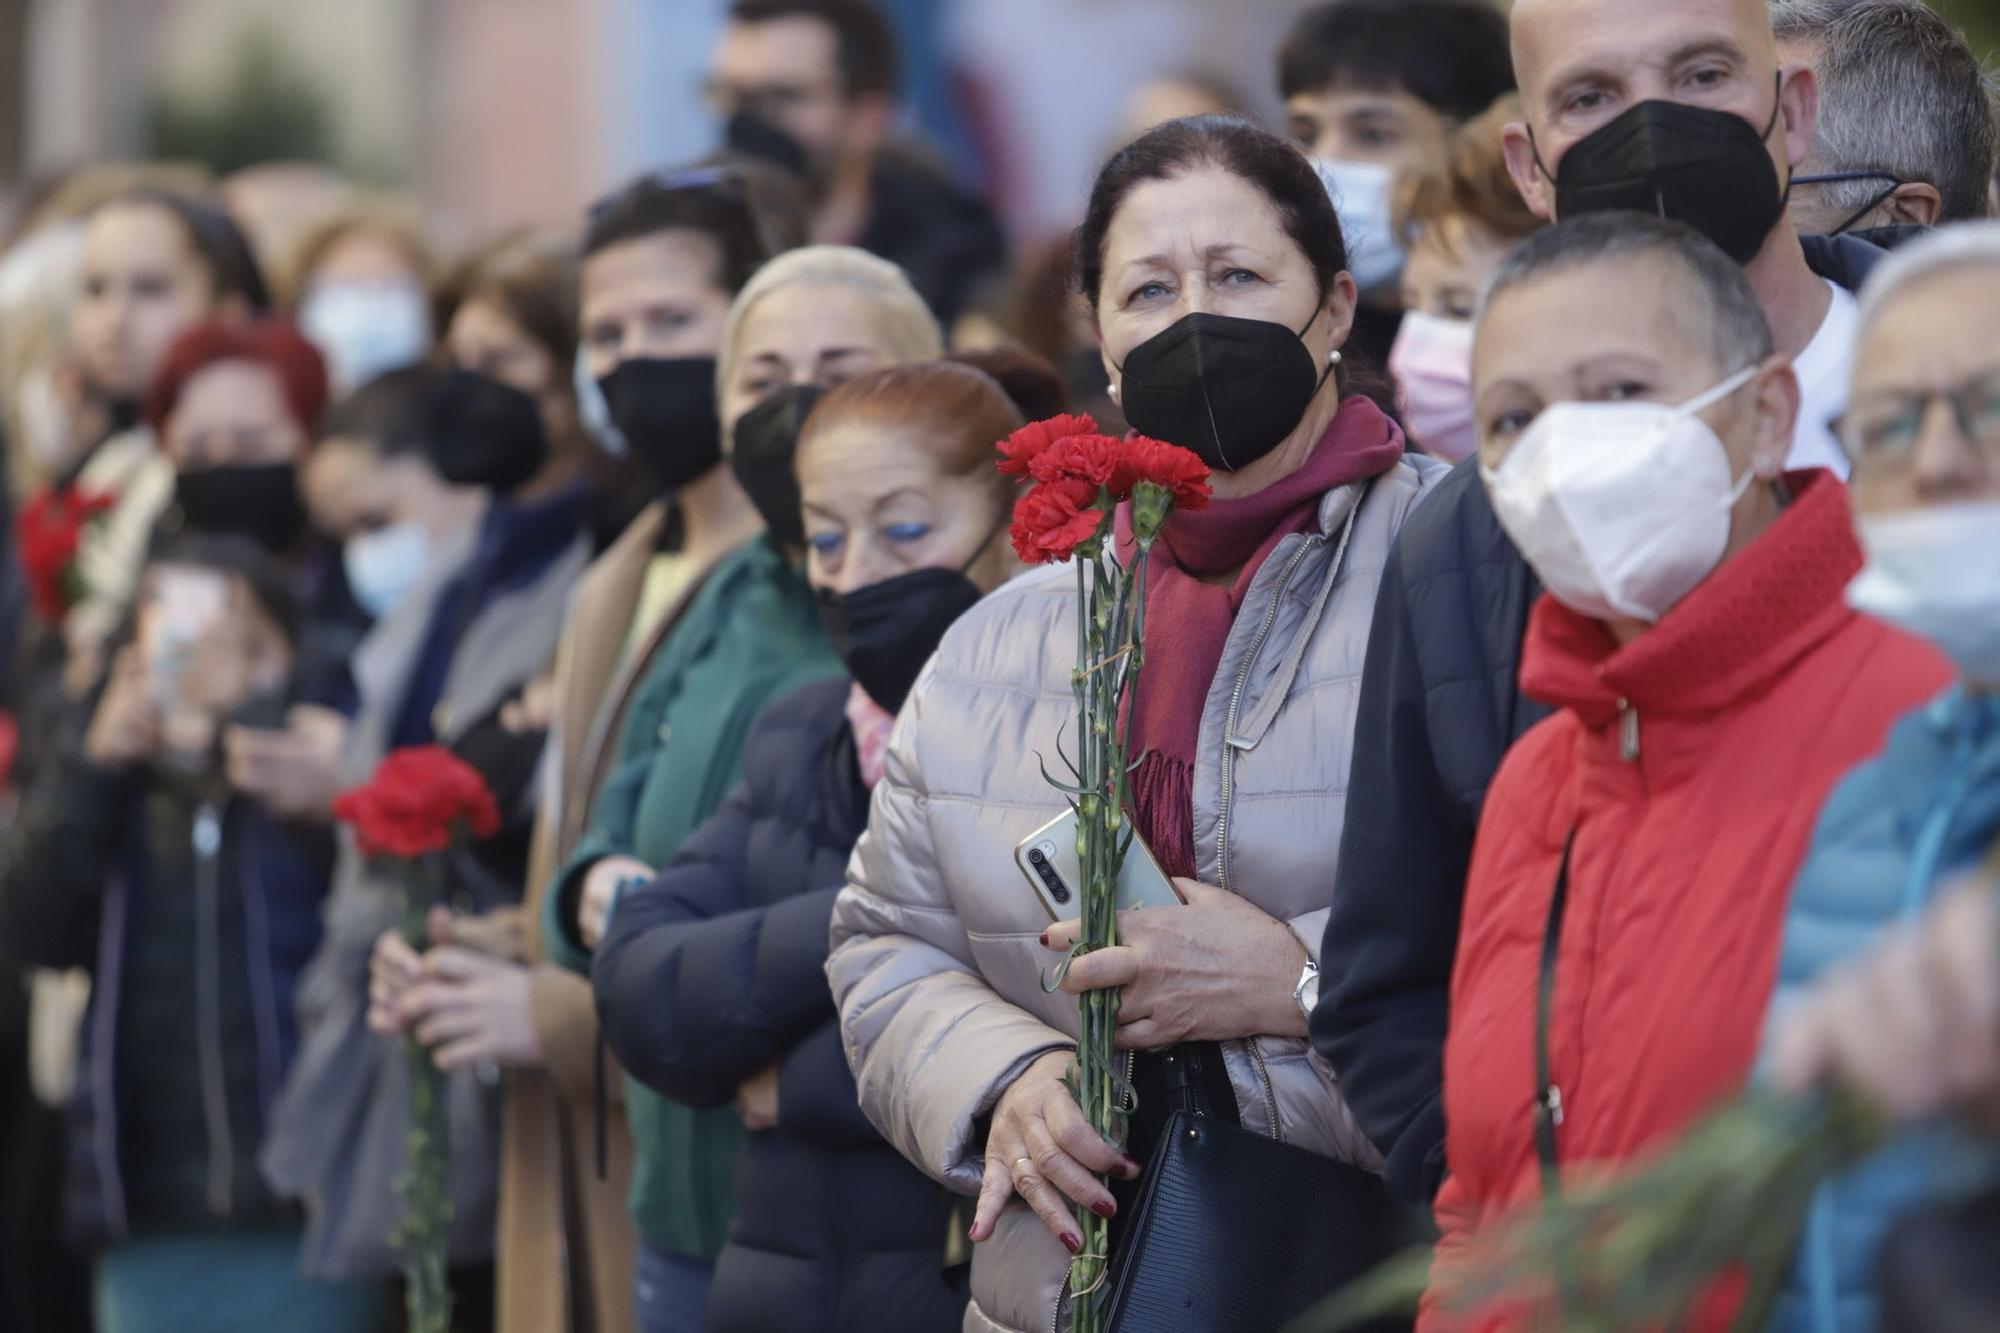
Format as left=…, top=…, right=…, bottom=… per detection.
left=1015, top=809, right=1185, bottom=922
left=142, top=564, right=229, bottom=701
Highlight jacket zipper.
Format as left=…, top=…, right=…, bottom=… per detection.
left=1217, top=536, right=1318, bottom=1145
left=192, top=801, right=235, bottom=1218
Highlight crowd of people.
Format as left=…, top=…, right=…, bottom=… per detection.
left=0, top=0, right=1996, bottom=1330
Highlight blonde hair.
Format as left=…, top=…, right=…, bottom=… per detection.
left=716, top=245, right=943, bottom=399
left=282, top=194, right=434, bottom=309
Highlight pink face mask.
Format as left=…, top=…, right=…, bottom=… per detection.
left=1389, top=311, right=1479, bottom=464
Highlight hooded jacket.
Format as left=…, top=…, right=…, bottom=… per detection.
left=1317, top=237, right=1893, bottom=1215
left=828, top=437, right=1442, bottom=1333
left=1425, top=474, right=1952, bottom=1331
left=1760, top=685, right=2000, bottom=1333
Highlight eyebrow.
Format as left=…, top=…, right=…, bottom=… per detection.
left=1118, top=242, right=1260, bottom=278
left=871, top=486, right=929, bottom=513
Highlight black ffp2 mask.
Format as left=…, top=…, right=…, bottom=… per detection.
left=730, top=384, right=824, bottom=550
left=1116, top=311, right=1329, bottom=472
left=598, top=357, right=723, bottom=493
left=427, top=367, right=551, bottom=495
left=1547, top=84, right=1788, bottom=265
left=173, top=462, right=307, bottom=554
left=818, top=566, right=986, bottom=715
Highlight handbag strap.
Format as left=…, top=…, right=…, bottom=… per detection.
left=1163, top=1045, right=1212, bottom=1120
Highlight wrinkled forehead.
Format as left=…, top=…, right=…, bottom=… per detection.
left=1511, top=0, right=1775, bottom=113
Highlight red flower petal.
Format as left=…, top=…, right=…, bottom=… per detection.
left=996, top=412, right=1101, bottom=481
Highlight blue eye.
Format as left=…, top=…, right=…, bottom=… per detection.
left=807, top=532, right=844, bottom=555
left=885, top=522, right=930, bottom=544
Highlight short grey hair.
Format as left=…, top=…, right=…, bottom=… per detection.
left=1855, top=219, right=2000, bottom=337
left=1772, top=0, right=1998, bottom=223
left=1480, top=213, right=1775, bottom=371
left=715, top=244, right=943, bottom=403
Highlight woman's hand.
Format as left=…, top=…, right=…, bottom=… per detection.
left=399, top=946, right=543, bottom=1071
left=224, top=705, right=348, bottom=822
left=577, top=855, right=652, bottom=950
left=971, top=1049, right=1142, bottom=1253
left=1770, top=876, right=2000, bottom=1130
left=735, top=1064, right=780, bottom=1132
left=83, top=646, right=159, bottom=769
left=1043, top=879, right=1309, bottom=1050
left=367, top=928, right=424, bottom=1036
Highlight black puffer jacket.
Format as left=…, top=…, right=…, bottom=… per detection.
left=594, top=678, right=964, bottom=1333
left=1312, top=459, right=1547, bottom=1215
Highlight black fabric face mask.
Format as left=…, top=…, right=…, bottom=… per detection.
left=173, top=463, right=307, bottom=554
left=598, top=357, right=723, bottom=493
left=1546, top=83, right=1788, bottom=264
left=730, top=384, right=824, bottom=550
left=427, top=367, right=551, bottom=495
left=818, top=565, right=987, bottom=715
left=1116, top=311, right=1329, bottom=472
left=724, top=108, right=819, bottom=188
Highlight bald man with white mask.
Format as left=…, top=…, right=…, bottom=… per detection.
left=1310, top=0, right=1888, bottom=1217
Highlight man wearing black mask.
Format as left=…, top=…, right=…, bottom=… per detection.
left=706, top=0, right=1006, bottom=326
left=1775, top=0, right=1997, bottom=252
left=1314, top=0, right=1896, bottom=1220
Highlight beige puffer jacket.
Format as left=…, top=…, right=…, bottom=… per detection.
left=827, top=450, right=1444, bottom=1333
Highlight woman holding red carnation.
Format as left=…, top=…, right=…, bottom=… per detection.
left=827, top=115, right=1446, bottom=1333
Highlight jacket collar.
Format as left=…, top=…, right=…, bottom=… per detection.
left=1521, top=470, right=1863, bottom=728
left=1883, top=685, right=2000, bottom=841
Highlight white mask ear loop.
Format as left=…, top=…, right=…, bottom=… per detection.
left=1678, top=365, right=1763, bottom=508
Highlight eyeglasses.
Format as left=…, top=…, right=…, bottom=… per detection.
left=585, top=164, right=750, bottom=226
left=1832, top=368, right=2000, bottom=476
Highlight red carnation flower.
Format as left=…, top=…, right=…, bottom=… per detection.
left=1010, top=477, right=1107, bottom=565
left=16, top=487, right=115, bottom=623
left=334, top=744, right=502, bottom=860
left=1124, top=437, right=1213, bottom=512
left=1028, top=432, right=1126, bottom=489
left=997, top=412, right=1101, bottom=481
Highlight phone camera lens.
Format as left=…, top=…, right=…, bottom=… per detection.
left=1028, top=848, right=1047, bottom=866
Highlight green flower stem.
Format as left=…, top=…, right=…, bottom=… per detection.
left=394, top=854, right=455, bottom=1333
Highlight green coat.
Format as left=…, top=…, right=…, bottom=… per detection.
left=543, top=536, right=841, bottom=1259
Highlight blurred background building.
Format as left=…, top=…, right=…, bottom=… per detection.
left=0, top=0, right=1995, bottom=247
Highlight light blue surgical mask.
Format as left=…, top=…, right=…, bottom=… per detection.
left=344, top=519, right=433, bottom=619
left=301, top=280, right=432, bottom=396
left=1313, top=156, right=1405, bottom=294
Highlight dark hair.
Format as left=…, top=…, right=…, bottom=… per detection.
left=1773, top=0, right=1999, bottom=225
left=319, top=364, right=445, bottom=463
left=1484, top=213, right=1775, bottom=371
left=101, top=187, right=272, bottom=313
left=728, top=0, right=900, bottom=99
left=453, top=233, right=580, bottom=375
left=1075, top=116, right=1350, bottom=313
left=948, top=347, right=1070, bottom=423
left=146, top=318, right=330, bottom=437
left=148, top=531, right=299, bottom=646
left=1278, top=0, right=1514, bottom=123
left=583, top=167, right=791, bottom=296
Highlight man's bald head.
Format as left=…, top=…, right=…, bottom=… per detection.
left=1499, top=0, right=1811, bottom=239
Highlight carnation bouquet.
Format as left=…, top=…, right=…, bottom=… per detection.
left=334, top=745, right=501, bottom=1333
left=998, top=414, right=1211, bottom=1330
left=17, top=485, right=114, bottom=623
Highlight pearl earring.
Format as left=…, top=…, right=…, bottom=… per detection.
left=1108, top=382, right=1120, bottom=401
left=1329, top=349, right=1343, bottom=366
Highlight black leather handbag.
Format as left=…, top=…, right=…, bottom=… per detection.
left=1100, top=1046, right=1412, bottom=1333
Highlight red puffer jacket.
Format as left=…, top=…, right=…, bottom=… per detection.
left=1423, top=472, right=1952, bottom=1332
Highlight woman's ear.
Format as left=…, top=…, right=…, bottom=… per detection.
left=1320, top=270, right=1359, bottom=361
left=1750, top=354, right=1802, bottom=477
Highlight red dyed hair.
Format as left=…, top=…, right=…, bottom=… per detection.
left=145, top=318, right=330, bottom=439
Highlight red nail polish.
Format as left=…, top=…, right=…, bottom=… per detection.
left=1062, top=1232, right=1083, bottom=1255
left=1039, top=930, right=1049, bottom=947
left=1091, top=1200, right=1115, bottom=1218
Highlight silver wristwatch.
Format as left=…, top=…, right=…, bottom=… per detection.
left=1293, top=959, right=1321, bottom=1021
